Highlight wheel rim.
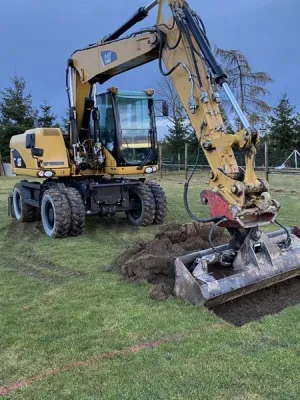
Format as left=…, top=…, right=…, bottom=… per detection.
left=129, top=193, right=143, bottom=220
left=44, top=200, right=55, bottom=231
left=13, top=188, right=22, bottom=219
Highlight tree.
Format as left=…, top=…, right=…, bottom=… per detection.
left=60, top=108, right=70, bottom=133
left=269, top=93, right=298, bottom=150
left=157, top=77, right=185, bottom=124
left=215, top=48, right=273, bottom=127
left=157, top=77, right=193, bottom=162
left=294, top=113, right=300, bottom=145
left=0, top=76, right=34, bottom=161
left=0, top=75, right=33, bottom=126
left=165, top=119, right=190, bottom=160
left=38, top=100, right=59, bottom=128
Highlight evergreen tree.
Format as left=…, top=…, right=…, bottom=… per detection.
left=61, top=108, right=70, bottom=133
left=269, top=94, right=297, bottom=150
left=38, top=100, right=59, bottom=128
left=294, top=113, right=300, bottom=145
left=165, top=119, right=189, bottom=162
left=0, top=75, right=33, bottom=126
left=0, top=76, right=34, bottom=161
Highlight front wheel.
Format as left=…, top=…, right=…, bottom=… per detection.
left=41, top=189, right=71, bottom=238
left=126, top=184, right=155, bottom=226
left=12, top=183, right=36, bottom=222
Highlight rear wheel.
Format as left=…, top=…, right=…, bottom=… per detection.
left=146, top=181, right=167, bottom=224
left=12, top=183, right=36, bottom=222
left=41, top=189, right=71, bottom=238
left=64, top=187, right=85, bottom=236
left=126, top=184, right=155, bottom=226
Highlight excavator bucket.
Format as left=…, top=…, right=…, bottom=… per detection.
left=174, top=227, right=300, bottom=307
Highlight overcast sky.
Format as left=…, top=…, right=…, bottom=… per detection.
left=0, top=0, right=299, bottom=127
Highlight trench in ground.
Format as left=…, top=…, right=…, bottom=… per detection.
left=118, top=222, right=300, bottom=327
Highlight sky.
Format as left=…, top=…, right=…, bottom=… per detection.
left=0, top=0, right=299, bottom=135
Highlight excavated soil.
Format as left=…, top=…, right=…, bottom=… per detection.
left=117, top=222, right=300, bottom=326
left=117, top=221, right=226, bottom=297
left=212, top=278, right=300, bottom=326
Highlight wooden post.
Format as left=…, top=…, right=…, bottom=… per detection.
left=0, top=152, right=5, bottom=177
left=265, top=139, right=269, bottom=182
left=159, top=145, right=163, bottom=180
left=184, top=142, right=188, bottom=180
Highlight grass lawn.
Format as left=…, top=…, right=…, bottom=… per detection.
left=1, top=173, right=300, bottom=399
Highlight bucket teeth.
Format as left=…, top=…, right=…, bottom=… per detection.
left=174, top=227, right=300, bottom=307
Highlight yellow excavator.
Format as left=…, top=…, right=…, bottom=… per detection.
left=8, top=0, right=300, bottom=306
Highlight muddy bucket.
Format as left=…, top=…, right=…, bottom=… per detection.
left=174, top=227, right=300, bottom=307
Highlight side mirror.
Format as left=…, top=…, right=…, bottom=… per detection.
left=162, top=101, right=169, bottom=117
left=155, top=100, right=169, bottom=118
left=26, top=133, right=35, bottom=149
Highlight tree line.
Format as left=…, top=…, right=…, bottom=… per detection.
left=0, top=76, right=62, bottom=161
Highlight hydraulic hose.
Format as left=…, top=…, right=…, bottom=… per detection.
left=183, top=142, right=225, bottom=224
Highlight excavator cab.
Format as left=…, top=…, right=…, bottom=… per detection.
left=95, top=89, right=158, bottom=169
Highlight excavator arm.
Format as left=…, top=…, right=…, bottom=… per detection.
left=68, top=0, right=279, bottom=229
left=156, top=0, right=278, bottom=228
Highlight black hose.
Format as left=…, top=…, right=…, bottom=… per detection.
left=209, top=217, right=228, bottom=253
left=175, top=16, right=203, bottom=89
left=183, top=141, right=225, bottom=224
left=188, top=4, right=211, bottom=49
left=66, top=68, right=71, bottom=109
left=275, top=220, right=292, bottom=246
left=157, top=30, right=181, bottom=76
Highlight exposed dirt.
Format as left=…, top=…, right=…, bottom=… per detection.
left=119, top=222, right=300, bottom=326
left=118, top=222, right=226, bottom=299
left=272, top=188, right=299, bottom=194
left=212, top=278, right=300, bottom=326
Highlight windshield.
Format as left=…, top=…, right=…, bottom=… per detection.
left=117, top=96, right=153, bottom=165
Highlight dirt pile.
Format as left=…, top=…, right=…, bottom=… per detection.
left=117, top=222, right=300, bottom=326
left=117, top=222, right=226, bottom=300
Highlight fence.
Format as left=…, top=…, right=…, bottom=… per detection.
left=158, top=142, right=300, bottom=181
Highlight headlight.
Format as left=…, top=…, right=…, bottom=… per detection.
left=38, top=171, right=45, bottom=177
left=145, top=167, right=153, bottom=174
left=44, top=171, right=54, bottom=178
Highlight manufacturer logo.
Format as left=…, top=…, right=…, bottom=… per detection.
left=101, top=51, right=117, bottom=66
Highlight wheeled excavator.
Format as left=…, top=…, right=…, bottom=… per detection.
left=8, top=0, right=300, bottom=306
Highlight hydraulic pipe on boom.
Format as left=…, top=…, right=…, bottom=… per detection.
left=102, top=0, right=158, bottom=43
left=182, top=2, right=250, bottom=129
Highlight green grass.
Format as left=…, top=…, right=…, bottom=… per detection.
left=1, top=174, right=300, bottom=399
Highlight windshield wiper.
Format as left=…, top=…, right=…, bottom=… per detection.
left=137, top=147, right=155, bottom=170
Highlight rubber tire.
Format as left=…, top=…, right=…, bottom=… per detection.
left=41, top=189, right=71, bottom=238
left=64, top=187, right=85, bottom=236
left=146, top=181, right=167, bottom=224
left=12, top=183, right=36, bottom=222
left=126, top=184, right=155, bottom=226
